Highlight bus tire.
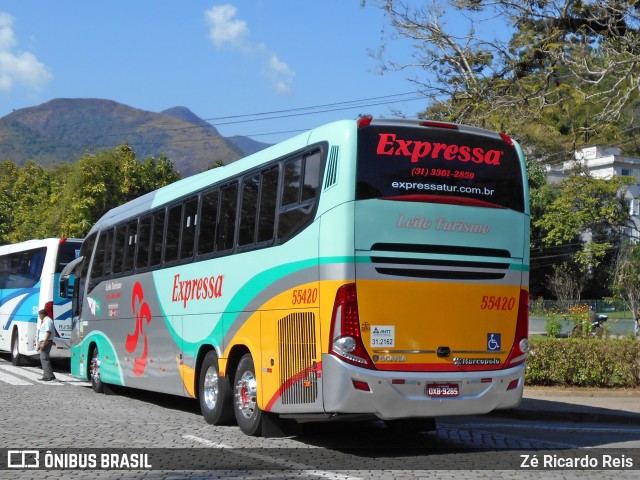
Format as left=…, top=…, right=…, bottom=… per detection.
left=11, top=331, right=22, bottom=366
left=199, top=351, right=234, bottom=425
left=233, top=354, right=263, bottom=436
left=89, top=346, right=104, bottom=394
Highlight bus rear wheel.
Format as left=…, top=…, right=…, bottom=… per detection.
left=199, top=351, right=234, bottom=425
left=90, top=346, right=104, bottom=393
left=233, top=354, right=263, bottom=436
left=11, top=331, right=22, bottom=366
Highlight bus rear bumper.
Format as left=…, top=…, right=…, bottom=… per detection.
left=322, top=354, right=525, bottom=419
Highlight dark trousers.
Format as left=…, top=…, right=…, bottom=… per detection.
left=39, top=341, right=55, bottom=379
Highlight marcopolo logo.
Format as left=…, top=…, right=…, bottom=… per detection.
left=376, top=133, right=504, bottom=165
left=453, top=357, right=501, bottom=367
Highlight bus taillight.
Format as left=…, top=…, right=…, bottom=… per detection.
left=357, top=117, right=373, bottom=128
left=44, top=301, right=54, bottom=320
left=504, top=289, right=529, bottom=368
left=329, top=283, right=374, bottom=369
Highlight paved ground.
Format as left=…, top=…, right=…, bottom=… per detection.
left=496, top=386, right=640, bottom=424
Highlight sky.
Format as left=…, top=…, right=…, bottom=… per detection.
left=0, top=0, right=426, bottom=145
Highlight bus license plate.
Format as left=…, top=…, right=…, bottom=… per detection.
left=426, top=384, right=460, bottom=397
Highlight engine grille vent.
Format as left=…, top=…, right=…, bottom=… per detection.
left=370, top=243, right=511, bottom=280
left=323, top=146, right=339, bottom=190
left=278, top=312, right=318, bottom=405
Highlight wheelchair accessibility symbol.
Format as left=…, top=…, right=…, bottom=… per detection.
left=487, top=333, right=501, bottom=351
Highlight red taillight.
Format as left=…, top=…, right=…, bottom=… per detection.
left=504, top=289, right=529, bottom=368
left=329, top=284, right=374, bottom=369
left=357, top=117, right=373, bottom=128
left=500, top=132, right=515, bottom=147
left=44, top=301, right=54, bottom=320
left=420, top=120, right=458, bottom=130
left=59, top=238, right=67, bottom=245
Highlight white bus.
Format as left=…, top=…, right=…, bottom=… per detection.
left=0, top=238, right=82, bottom=365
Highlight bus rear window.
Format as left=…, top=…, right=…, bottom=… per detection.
left=56, top=241, right=82, bottom=273
left=356, top=125, right=525, bottom=212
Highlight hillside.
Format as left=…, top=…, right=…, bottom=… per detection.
left=0, top=99, right=268, bottom=177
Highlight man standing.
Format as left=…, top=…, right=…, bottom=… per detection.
left=36, top=309, right=56, bottom=381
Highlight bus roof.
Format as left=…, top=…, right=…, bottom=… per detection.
left=0, top=238, right=82, bottom=255
left=87, top=118, right=522, bottom=235
left=88, top=122, right=327, bottom=234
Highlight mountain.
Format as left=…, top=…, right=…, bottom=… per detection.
left=159, top=106, right=271, bottom=156
left=0, top=99, right=270, bottom=177
left=226, top=135, right=272, bottom=157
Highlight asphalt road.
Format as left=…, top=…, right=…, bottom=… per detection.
left=1, top=354, right=639, bottom=479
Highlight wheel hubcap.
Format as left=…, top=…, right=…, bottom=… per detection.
left=203, top=366, right=219, bottom=410
left=91, top=352, right=100, bottom=383
left=236, top=371, right=257, bottom=419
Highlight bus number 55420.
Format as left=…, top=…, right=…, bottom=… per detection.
left=292, top=288, right=318, bottom=305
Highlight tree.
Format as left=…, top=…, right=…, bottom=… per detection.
left=612, top=240, right=640, bottom=331
left=548, top=262, right=583, bottom=307
left=527, top=155, right=565, bottom=298
left=6, top=161, right=54, bottom=243
left=0, top=161, right=19, bottom=245
left=139, top=153, right=181, bottom=191
left=59, top=145, right=181, bottom=238
left=368, top=0, right=640, bottom=157
left=535, top=173, right=633, bottom=278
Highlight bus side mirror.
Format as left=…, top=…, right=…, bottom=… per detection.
left=59, top=255, right=84, bottom=300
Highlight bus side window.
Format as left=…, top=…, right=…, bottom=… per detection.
left=239, top=175, right=260, bottom=246
left=198, top=189, right=219, bottom=255
left=257, top=167, right=278, bottom=243
left=216, top=182, right=238, bottom=252
left=112, top=225, right=127, bottom=275
left=80, top=232, right=97, bottom=298
left=278, top=152, right=321, bottom=243
left=165, top=204, right=182, bottom=263
left=123, top=220, right=137, bottom=273
left=103, top=228, right=114, bottom=277
left=136, top=215, right=152, bottom=270
left=302, top=152, right=321, bottom=201
left=282, top=158, right=302, bottom=206
left=149, top=209, right=166, bottom=267
left=91, top=233, right=106, bottom=280
left=180, top=197, right=198, bottom=260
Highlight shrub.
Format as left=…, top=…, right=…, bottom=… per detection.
left=544, top=317, right=562, bottom=338
left=525, top=336, right=640, bottom=387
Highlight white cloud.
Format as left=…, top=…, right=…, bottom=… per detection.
left=266, top=54, right=295, bottom=95
left=0, top=12, right=52, bottom=92
left=204, top=4, right=294, bottom=95
left=205, top=5, right=249, bottom=49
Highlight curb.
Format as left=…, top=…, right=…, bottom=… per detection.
left=489, top=398, right=640, bottom=425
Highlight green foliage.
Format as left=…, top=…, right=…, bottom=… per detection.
left=534, top=173, right=633, bottom=270
left=612, top=241, right=640, bottom=332
left=59, top=145, right=181, bottom=238
left=525, top=337, right=640, bottom=387
left=6, top=161, right=54, bottom=243
left=0, top=161, right=19, bottom=243
left=544, top=317, right=562, bottom=338
left=0, top=144, right=181, bottom=244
